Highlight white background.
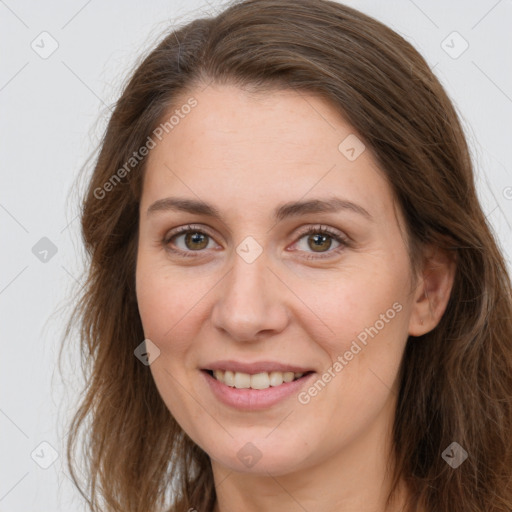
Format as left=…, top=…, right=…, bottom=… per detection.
left=1, top=0, right=511, bottom=510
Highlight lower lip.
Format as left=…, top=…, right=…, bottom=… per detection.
left=201, top=370, right=315, bottom=411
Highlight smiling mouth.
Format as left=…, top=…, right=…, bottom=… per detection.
left=203, top=369, right=314, bottom=390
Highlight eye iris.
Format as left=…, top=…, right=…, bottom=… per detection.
left=308, top=233, right=332, bottom=252
left=185, top=232, right=208, bottom=250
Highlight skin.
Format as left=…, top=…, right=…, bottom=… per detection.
left=135, top=83, right=455, bottom=512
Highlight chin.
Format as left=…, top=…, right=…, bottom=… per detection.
left=206, top=436, right=312, bottom=476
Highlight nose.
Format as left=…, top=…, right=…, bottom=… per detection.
left=210, top=249, right=290, bottom=343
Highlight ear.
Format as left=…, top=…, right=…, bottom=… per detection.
left=408, top=245, right=457, bottom=337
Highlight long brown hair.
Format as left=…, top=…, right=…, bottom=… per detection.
left=62, top=1, right=512, bottom=510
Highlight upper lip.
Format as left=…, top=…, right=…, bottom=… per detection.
left=202, top=360, right=315, bottom=374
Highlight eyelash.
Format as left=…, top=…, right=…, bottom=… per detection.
left=163, top=224, right=349, bottom=260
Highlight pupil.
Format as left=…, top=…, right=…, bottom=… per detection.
left=310, top=233, right=330, bottom=252
left=187, top=232, right=207, bottom=250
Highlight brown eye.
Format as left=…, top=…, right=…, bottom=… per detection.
left=182, top=231, right=209, bottom=250
left=292, top=225, right=349, bottom=260
left=306, top=232, right=333, bottom=252
left=163, top=225, right=216, bottom=257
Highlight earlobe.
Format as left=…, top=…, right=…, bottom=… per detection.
left=408, top=246, right=457, bottom=337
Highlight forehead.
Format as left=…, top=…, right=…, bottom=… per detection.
left=141, top=83, right=395, bottom=226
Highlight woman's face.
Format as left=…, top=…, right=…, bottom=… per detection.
left=136, top=83, right=421, bottom=476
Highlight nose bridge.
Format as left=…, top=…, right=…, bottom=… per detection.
left=211, top=244, right=288, bottom=341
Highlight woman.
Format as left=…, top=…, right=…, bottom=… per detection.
left=63, top=0, right=512, bottom=511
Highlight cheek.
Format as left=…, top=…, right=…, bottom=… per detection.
left=136, top=268, right=173, bottom=341
left=136, top=252, right=199, bottom=345
left=295, top=259, right=407, bottom=345
left=135, top=252, right=223, bottom=382
left=136, top=255, right=205, bottom=433
left=296, top=261, right=410, bottom=405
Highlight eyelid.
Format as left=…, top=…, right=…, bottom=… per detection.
left=163, top=224, right=217, bottom=245
left=293, top=224, right=347, bottom=241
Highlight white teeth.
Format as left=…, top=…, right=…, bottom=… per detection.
left=210, top=370, right=307, bottom=389
left=234, top=372, right=251, bottom=389
left=223, top=370, right=235, bottom=387
left=283, top=371, right=295, bottom=383
left=269, top=371, right=283, bottom=387
left=249, top=372, right=269, bottom=389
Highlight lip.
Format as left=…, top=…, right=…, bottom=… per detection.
left=201, top=369, right=316, bottom=411
left=202, top=359, right=314, bottom=374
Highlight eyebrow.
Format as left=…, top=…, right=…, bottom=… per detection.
left=147, top=196, right=373, bottom=222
